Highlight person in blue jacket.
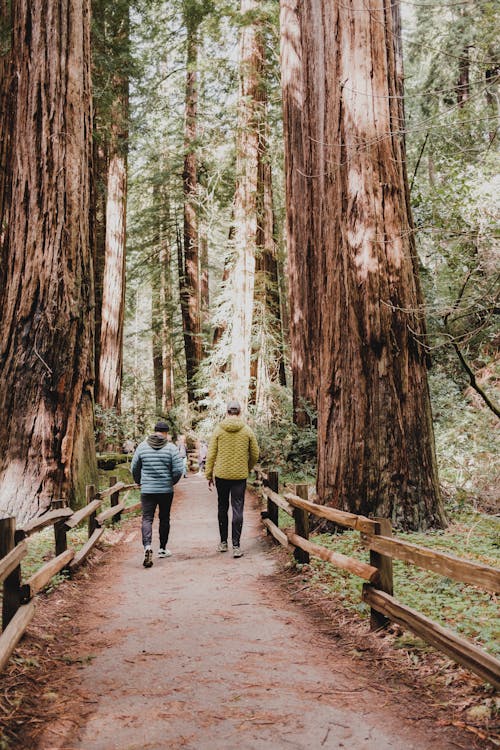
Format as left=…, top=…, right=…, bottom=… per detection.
left=131, top=420, right=184, bottom=568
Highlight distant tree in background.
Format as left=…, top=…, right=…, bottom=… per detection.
left=230, top=0, right=264, bottom=407
left=180, top=0, right=206, bottom=403
left=279, top=0, right=319, bottom=426
left=95, top=0, right=130, bottom=416
left=0, top=0, right=96, bottom=522
left=250, top=8, right=287, bottom=410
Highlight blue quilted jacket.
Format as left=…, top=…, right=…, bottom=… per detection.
left=131, top=435, right=184, bottom=493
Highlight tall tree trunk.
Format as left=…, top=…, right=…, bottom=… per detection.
left=280, top=0, right=319, bottom=424
left=96, top=3, right=129, bottom=414
left=160, top=239, right=175, bottom=413
left=152, top=184, right=175, bottom=413
left=457, top=45, right=470, bottom=107
left=181, top=18, right=202, bottom=403
left=282, top=0, right=445, bottom=530
left=212, top=221, right=234, bottom=349
left=0, top=0, right=13, bottom=308
left=91, top=0, right=107, bottom=386
left=230, top=0, right=263, bottom=407
left=92, top=140, right=108, bottom=386
left=251, top=114, right=286, bottom=407
left=96, top=128, right=127, bottom=411
left=485, top=63, right=499, bottom=142
left=200, top=226, right=209, bottom=329
left=0, top=0, right=96, bottom=523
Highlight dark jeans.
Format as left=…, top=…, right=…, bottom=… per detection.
left=215, top=478, right=246, bottom=547
left=141, top=492, right=174, bottom=548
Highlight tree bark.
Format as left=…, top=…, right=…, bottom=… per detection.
left=280, top=0, right=319, bottom=424
left=282, top=0, right=446, bottom=529
left=251, top=110, right=287, bottom=408
left=0, top=0, right=13, bottom=310
left=96, top=3, right=129, bottom=413
left=200, top=226, right=209, bottom=330
left=0, top=0, right=97, bottom=523
left=457, top=45, right=470, bottom=107
left=230, top=0, right=263, bottom=407
left=212, top=221, right=234, bottom=350
left=96, top=131, right=127, bottom=411
left=152, top=185, right=175, bottom=413
left=181, top=18, right=202, bottom=403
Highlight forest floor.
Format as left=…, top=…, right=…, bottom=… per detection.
left=0, top=475, right=497, bottom=749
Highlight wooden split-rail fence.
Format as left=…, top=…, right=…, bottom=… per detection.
left=255, top=467, right=500, bottom=691
left=0, top=478, right=140, bottom=673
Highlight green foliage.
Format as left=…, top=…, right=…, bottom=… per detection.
left=94, top=405, right=136, bottom=449
left=251, top=386, right=317, bottom=479
left=429, top=368, right=499, bottom=509
left=405, top=0, right=499, bottom=404
left=303, top=511, right=499, bottom=658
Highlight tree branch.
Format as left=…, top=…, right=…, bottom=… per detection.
left=450, top=340, right=500, bottom=419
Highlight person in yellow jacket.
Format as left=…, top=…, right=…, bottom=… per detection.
left=205, top=400, right=259, bottom=558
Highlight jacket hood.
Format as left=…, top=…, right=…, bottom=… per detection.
left=220, top=417, right=245, bottom=433
left=147, top=434, right=169, bottom=449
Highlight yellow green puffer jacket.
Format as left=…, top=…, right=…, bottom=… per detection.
left=205, top=417, right=259, bottom=481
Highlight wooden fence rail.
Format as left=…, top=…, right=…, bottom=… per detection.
left=255, top=467, right=500, bottom=690
left=0, top=481, right=140, bottom=672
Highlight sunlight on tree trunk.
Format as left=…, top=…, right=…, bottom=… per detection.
left=282, top=0, right=446, bottom=530
left=97, top=149, right=127, bottom=411
left=231, top=0, right=263, bottom=408
left=96, top=5, right=129, bottom=415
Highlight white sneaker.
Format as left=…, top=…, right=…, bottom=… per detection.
left=217, top=541, right=228, bottom=553
left=233, top=546, right=243, bottom=558
left=158, top=548, right=172, bottom=558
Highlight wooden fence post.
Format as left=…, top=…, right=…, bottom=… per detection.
left=109, top=476, right=121, bottom=524
left=293, top=484, right=310, bottom=564
left=87, top=485, right=97, bottom=536
left=1, top=517, right=21, bottom=629
left=369, top=517, right=393, bottom=630
left=52, top=499, right=68, bottom=556
left=267, top=470, right=279, bottom=528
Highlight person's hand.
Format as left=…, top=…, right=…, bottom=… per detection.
left=208, top=478, right=213, bottom=491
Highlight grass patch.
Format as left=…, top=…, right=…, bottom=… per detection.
left=296, top=510, right=499, bottom=657
left=0, top=469, right=141, bottom=612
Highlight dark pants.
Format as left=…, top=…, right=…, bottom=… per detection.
left=141, top=492, right=174, bottom=548
left=215, top=478, right=246, bottom=547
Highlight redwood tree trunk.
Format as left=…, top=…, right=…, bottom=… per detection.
left=230, top=0, right=263, bottom=407
left=0, top=0, right=96, bottom=522
left=181, top=20, right=203, bottom=403
left=96, top=4, right=129, bottom=413
left=251, top=109, right=287, bottom=407
left=96, top=124, right=128, bottom=411
left=152, top=185, right=175, bottom=413
left=0, top=0, right=13, bottom=308
left=280, top=0, right=319, bottom=424
left=200, top=227, right=209, bottom=330
left=281, top=0, right=445, bottom=529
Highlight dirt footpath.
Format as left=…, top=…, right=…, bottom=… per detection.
left=36, top=475, right=468, bottom=750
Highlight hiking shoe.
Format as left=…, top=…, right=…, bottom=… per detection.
left=232, top=546, right=243, bottom=558
left=158, top=548, right=172, bottom=558
left=143, top=548, right=153, bottom=568
left=217, top=541, right=228, bottom=553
